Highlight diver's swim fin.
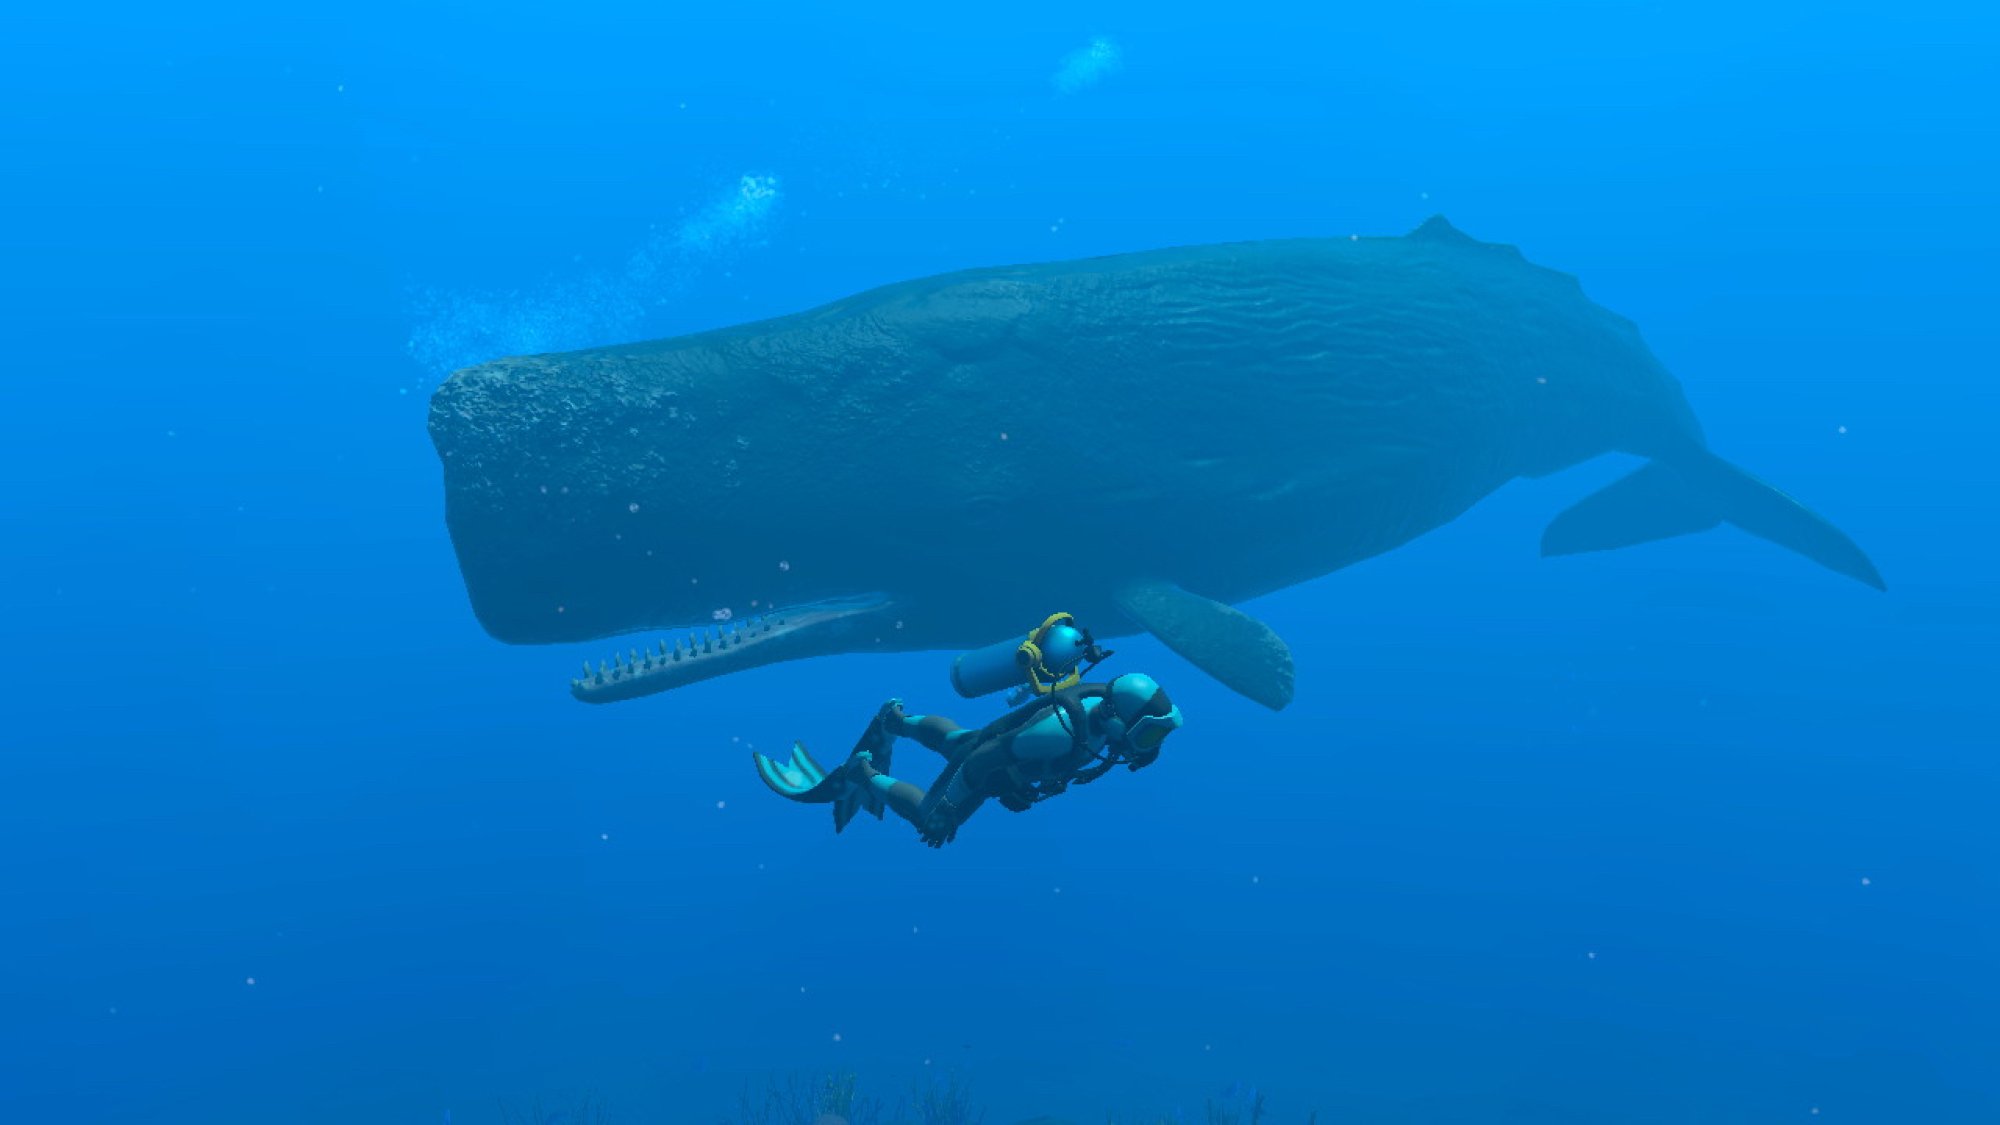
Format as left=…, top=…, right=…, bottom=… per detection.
left=750, top=741, right=879, bottom=833
left=1542, top=451, right=1885, bottom=591
left=1113, top=579, right=1295, bottom=711
left=751, top=707, right=902, bottom=833
left=752, top=741, right=834, bottom=800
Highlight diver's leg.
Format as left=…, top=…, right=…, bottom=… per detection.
left=849, top=752, right=927, bottom=823
left=850, top=745, right=991, bottom=848
left=879, top=701, right=972, bottom=760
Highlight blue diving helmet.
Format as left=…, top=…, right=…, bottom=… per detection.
left=1105, top=672, right=1183, bottom=758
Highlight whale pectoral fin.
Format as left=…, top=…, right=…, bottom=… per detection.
left=1544, top=452, right=1885, bottom=591
left=1542, top=462, right=1722, bottom=556
left=1113, top=580, right=1295, bottom=711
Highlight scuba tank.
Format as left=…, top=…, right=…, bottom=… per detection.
left=950, top=613, right=1111, bottom=699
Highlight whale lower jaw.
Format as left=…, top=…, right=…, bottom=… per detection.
left=569, top=594, right=898, bottom=704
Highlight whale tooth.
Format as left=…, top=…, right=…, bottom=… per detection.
left=597, top=661, right=608, bottom=677
left=703, top=632, right=713, bottom=654
left=642, top=652, right=653, bottom=669
left=630, top=648, right=641, bottom=666
left=688, top=632, right=700, bottom=654
left=582, top=660, right=593, bottom=677
left=658, top=640, right=669, bottom=656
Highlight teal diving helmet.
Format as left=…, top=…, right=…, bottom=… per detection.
left=1106, top=672, right=1183, bottom=757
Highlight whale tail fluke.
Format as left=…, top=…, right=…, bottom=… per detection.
left=1542, top=451, right=1885, bottom=591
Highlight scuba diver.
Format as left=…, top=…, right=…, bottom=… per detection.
left=750, top=614, right=1184, bottom=848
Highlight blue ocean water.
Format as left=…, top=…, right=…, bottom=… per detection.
left=2, top=2, right=1996, bottom=1121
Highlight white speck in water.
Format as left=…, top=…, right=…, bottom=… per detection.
left=778, top=560, right=791, bottom=571
left=628, top=502, right=640, bottom=513
left=1586, top=951, right=1597, bottom=960
left=1861, top=876, right=1872, bottom=886
left=716, top=800, right=726, bottom=810
left=246, top=977, right=257, bottom=986
left=1837, top=425, right=1848, bottom=435
left=600, top=833, right=609, bottom=841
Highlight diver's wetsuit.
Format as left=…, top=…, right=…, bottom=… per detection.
left=853, top=684, right=1164, bottom=848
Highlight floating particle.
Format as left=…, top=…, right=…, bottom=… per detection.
left=1860, top=876, right=1872, bottom=886
left=628, top=502, right=640, bottom=513
left=1837, top=426, right=1848, bottom=435
left=555, top=605, right=565, bottom=614
left=832, top=1032, right=842, bottom=1042
left=246, top=977, right=257, bottom=985
left=712, top=607, right=733, bottom=621
left=999, top=432, right=1009, bottom=441
left=1586, top=951, right=1597, bottom=960
left=778, top=560, right=790, bottom=571
left=716, top=800, right=727, bottom=810
left=1251, top=875, right=1260, bottom=884
left=600, top=833, right=609, bottom=841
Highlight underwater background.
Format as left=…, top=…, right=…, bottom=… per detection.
left=2, top=1, right=1996, bottom=1121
